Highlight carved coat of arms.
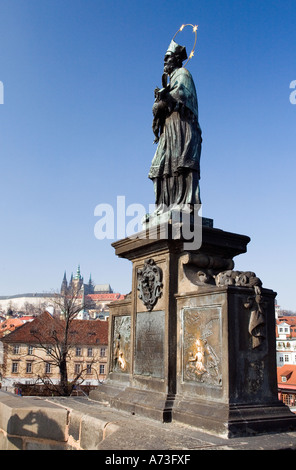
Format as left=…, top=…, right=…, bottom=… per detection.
left=137, top=259, right=163, bottom=311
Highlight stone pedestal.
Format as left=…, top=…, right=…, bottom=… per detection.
left=90, top=221, right=296, bottom=437
left=173, top=285, right=296, bottom=437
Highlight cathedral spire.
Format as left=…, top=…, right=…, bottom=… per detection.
left=61, top=271, right=68, bottom=294
left=87, top=273, right=94, bottom=293
left=75, top=264, right=81, bottom=280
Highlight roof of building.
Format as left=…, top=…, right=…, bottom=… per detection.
left=1, top=311, right=108, bottom=346
left=276, top=317, right=296, bottom=338
left=86, top=293, right=125, bottom=301
left=277, top=316, right=296, bottom=326
left=93, top=284, right=113, bottom=293
left=0, top=318, right=25, bottom=338
left=277, top=365, right=296, bottom=390
left=18, top=316, right=35, bottom=322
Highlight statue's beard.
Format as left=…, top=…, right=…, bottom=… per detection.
left=163, top=64, right=175, bottom=75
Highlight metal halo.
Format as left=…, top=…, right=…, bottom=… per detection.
left=172, top=24, right=198, bottom=67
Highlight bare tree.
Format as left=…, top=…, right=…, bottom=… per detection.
left=21, top=301, right=47, bottom=316
left=29, top=285, right=93, bottom=396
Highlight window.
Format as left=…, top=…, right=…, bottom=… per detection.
left=75, top=363, right=81, bottom=374
left=76, top=347, right=82, bottom=356
left=100, top=348, right=106, bottom=357
left=26, top=362, right=32, bottom=373
left=285, top=355, right=289, bottom=362
left=100, top=364, right=105, bottom=375
left=12, top=362, right=18, bottom=373
left=45, top=363, right=51, bottom=374
left=47, top=346, right=52, bottom=355
left=87, top=347, right=93, bottom=357
left=279, top=356, right=284, bottom=362
left=86, top=364, right=92, bottom=374
left=28, top=345, right=33, bottom=355
left=283, top=394, right=295, bottom=406
left=13, top=345, right=20, bottom=354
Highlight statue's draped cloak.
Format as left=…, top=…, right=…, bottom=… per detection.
left=148, top=67, right=202, bottom=182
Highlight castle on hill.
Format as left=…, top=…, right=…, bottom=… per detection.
left=0, top=266, right=123, bottom=318
left=61, top=265, right=113, bottom=295
left=60, top=266, right=125, bottom=319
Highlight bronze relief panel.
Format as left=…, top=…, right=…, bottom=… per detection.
left=182, top=306, right=222, bottom=387
left=112, top=315, right=131, bottom=373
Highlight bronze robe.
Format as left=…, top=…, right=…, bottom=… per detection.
left=149, top=67, right=202, bottom=208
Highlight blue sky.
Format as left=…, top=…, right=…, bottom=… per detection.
left=0, top=0, right=295, bottom=310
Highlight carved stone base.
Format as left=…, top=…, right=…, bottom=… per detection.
left=90, top=222, right=296, bottom=437
left=92, top=385, right=175, bottom=423
left=169, top=284, right=296, bottom=436
left=172, top=398, right=296, bottom=438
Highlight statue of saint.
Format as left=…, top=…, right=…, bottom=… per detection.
left=148, top=40, right=202, bottom=214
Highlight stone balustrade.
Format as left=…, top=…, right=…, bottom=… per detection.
left=1, top=390, right=296, bottom=450
left=0, top=391, right=117, bottom=450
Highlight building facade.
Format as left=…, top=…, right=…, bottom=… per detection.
left=277, top=365, right=296, bottom=413
left=0, top=312, right=108, bottom=392
left=276, top=316, right=296, bottom=413
left=276, top=317, right=296, bottom=366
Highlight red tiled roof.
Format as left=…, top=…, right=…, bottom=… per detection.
left=277, top=317, right=296, bottom=326
left=277, top=365, right=296, bottom=390
left=0, top=318, right=24, bottom=338
left=86, top=293, right=125, bottom=301
left=2, top=311, right=108, bottom=345
left=276, top=318, right=296, bottom=338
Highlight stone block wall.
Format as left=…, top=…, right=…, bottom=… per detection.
left=0, top=391, right=117, bottom=450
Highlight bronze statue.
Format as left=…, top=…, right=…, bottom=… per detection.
left=148, top=38, right=202, bottom=213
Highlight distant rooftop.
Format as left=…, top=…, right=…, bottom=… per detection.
left=93, top=284, right=113, bottom=293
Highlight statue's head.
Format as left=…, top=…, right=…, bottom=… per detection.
left=164, top=40, right=187, bottom=75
